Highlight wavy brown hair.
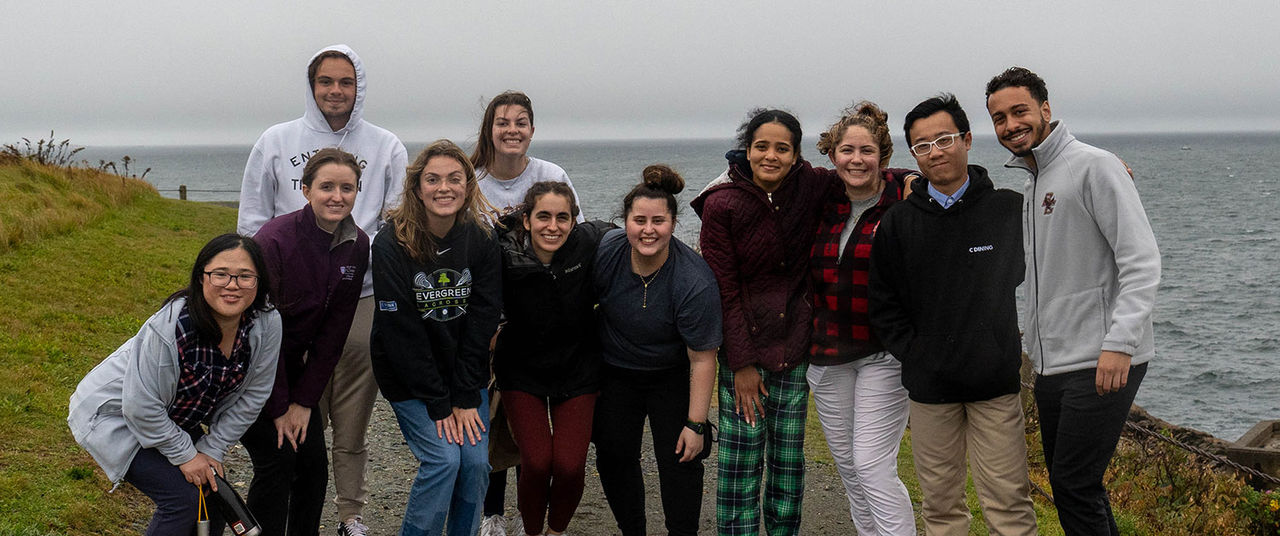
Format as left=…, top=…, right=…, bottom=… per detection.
left=469, top=91, right=534, bottom=175
left=388, top=139, right=498, bottom=264
left=816, top=101, right=893, bottom=169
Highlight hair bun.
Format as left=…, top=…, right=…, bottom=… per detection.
left=642, top=164, right=685, bottom=195
left=853, top=101, right=889, bottom=124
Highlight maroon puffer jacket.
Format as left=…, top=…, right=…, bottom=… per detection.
left=691, top=159, right=838, bottom=372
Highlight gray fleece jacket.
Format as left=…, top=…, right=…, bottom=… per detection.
left=67, top=299, right=282, bottom=485
left=1006, top=121, right=1161, bottom=376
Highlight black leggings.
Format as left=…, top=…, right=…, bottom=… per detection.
left=593, top=364, right=704, bottom=536
left=240, top=407, right=328, bottom=536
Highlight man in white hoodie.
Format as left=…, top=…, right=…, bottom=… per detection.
left=986, top=66, right=1161, bottom=536
left=239, top=44, right=408, bottom=536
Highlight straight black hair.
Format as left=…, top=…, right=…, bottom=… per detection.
left=903, top=93, right=971, bottom=143
left=165, top=233, right=273, bottom=344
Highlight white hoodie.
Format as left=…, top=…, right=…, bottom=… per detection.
left=237, top=44, right=408, bottom=297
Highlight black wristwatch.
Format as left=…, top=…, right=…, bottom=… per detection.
left=684, top=420, right=707, bottom=434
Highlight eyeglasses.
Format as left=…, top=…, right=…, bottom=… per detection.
left=204, top=271, right=259, bottom=289
left=909, top=132, right=968, bottom=157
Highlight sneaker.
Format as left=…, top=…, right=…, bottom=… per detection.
left=480, top=514, right=507, bottom=536
left=338, top=516, right=369, bottom=536
left=508, top=513, right=522, bottom=535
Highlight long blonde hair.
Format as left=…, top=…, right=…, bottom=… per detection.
left=388, top=139, right=499, bottom=264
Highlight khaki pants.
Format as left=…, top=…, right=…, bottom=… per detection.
left=909, top=393, right=1037, bottom=536
left=318, top=296, right=379, bottom=522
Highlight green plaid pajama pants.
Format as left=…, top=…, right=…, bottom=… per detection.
left=716, top=360, right=809, bottom=535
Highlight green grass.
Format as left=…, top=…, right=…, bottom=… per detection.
left=0, top=179, right=237, bottom=534
left=0, top=159, right=155, bottom=252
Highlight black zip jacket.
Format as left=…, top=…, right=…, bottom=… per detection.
left=370, top=221, right=502, bottom=420
left=868, top=165, right=1024, bottom=404
left=495, top=212, right=614, bottom=398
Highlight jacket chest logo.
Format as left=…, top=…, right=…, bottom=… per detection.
left=1042, top=192, right=1057, bottom=215
left=413, top=268, right=472, bottom=321
left=339, top=265, right=358, bottom=281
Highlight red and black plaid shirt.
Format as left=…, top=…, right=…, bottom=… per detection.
left=809, top=173, right=904, bottom=366
left=168, top=305, right=254, bottom=430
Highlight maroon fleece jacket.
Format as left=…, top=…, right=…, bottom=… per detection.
left=253, top=204, right=369, bottom=419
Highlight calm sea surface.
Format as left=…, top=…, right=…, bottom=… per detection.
left=79, top=133, right=1279, bottom=440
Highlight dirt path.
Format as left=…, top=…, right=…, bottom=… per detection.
left=224, top=395, right=866, bottom=535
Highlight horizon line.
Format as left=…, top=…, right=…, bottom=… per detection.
left=62, top=128, right=1280, bottom=149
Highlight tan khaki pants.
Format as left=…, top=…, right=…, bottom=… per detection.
left=318, top=296, right=379, bottom=522
left=909, top=393, right=1037, bottom=536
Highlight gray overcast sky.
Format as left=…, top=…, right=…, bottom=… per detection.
left=4, top=1, right=1278, bottom=146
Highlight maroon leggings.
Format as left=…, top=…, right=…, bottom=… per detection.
left=501, top=390, right=597, bottom=535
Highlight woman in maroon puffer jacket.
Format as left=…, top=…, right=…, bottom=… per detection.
left=690, top=108, right=913, bottom=535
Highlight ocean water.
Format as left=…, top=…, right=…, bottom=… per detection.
left=77, top=132, right=1280, bottom=440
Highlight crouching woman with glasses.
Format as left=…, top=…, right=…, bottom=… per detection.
left=69, top=234, right=282, bottom=536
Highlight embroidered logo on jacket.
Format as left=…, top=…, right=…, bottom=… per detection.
left=413, top=269, right=473, bottom=321
left=339, top=265, right=359, bottom=280
left=1042, top=192, right=1057, bottom=215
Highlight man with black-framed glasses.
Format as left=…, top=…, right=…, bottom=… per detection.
left=870, top=93, right=1037, bottom=536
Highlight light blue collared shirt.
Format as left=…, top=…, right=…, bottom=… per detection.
left=927, top=177, right=970, bottom=209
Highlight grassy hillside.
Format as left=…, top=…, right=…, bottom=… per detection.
left=0, top=161, right=237, bottom=534
left=0, top=159, right=156, bottom=253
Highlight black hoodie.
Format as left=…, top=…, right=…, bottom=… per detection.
left=370, top=221, right=502, bottom=420
left=868, top=165, right=1024, bottom=404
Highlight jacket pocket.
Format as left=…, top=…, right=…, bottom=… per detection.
left=1039, top=286, right=1107, bottom=361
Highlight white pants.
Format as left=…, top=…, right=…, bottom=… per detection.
left=807, top=352, right=914, bottom=536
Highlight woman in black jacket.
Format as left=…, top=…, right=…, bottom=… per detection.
left=494, top=181, right=611, bottom=536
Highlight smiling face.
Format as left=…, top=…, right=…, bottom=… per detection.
left=201, top=246, right=258, bottom=325
left=312, top=57, right=356, bottom=129
left=830, top=125, right=882, bottom=199
left=302, top=162, right=359, bottom=232
left=625, top=196, right=674, bottom=263
left=747, top=121, right=798, bottom=192
left=987, top=86, right=1052, bottom=158
left=908, top=111, right=972, bottom=195
left=417, top=155, right=468, bottom=228
left=491, top=104, right=534, bottom=159
left=522, top=192, right=575, bottom=263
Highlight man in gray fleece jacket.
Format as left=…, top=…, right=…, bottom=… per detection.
left=985, top=67, right=1161, bottom=536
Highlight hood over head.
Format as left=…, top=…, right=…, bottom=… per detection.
left=303, top=44, right=366, bottom=135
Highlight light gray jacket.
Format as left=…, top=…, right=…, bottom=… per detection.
left=1006, top=122, right=1161, bottom=376
left=67, top=298, right=282, bottom=485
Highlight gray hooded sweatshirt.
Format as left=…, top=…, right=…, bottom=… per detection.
left=237, top=44, right=408, bottom=298
left=67, top=299, right=282, bottom=485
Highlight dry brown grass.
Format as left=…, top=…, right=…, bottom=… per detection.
left=0, top=159, right=156, bottom=252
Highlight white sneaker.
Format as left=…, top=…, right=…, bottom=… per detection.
left=337, top=516, right=368, bottom=536
left=480, top=514, right=508, bottom=536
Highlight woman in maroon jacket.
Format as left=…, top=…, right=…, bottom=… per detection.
left=690, top=109, right=830, bottom=536
left=244, top=147, right=369, bottom=536
left=691, top=108, right=916, bottom=536
left=807, top=101, right=915, bottom=535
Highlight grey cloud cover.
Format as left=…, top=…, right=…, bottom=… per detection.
left=3, top=1, right=1277, bottom=146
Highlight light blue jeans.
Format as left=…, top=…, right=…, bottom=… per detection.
left=390, top=391, right=490, bottom=536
